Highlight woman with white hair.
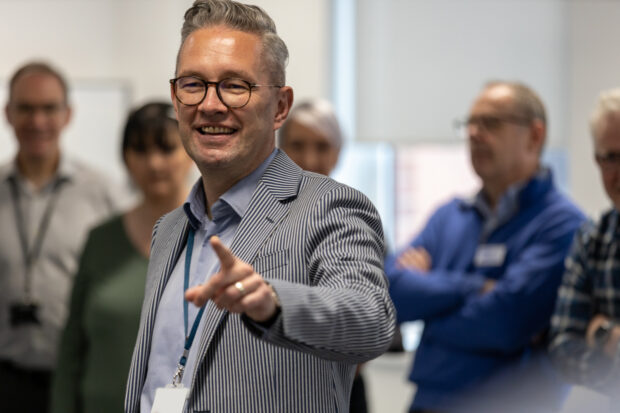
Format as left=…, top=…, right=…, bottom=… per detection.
left=278, top=98, right=343, bottom=176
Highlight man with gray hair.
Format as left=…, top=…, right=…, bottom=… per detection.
left=124, top=1, right=395, bottom=412
left=386, top=80, right=584, bottom=412
left=549, top=88, right=620, bottom=406
left=0, top=61, right=117, bottom=412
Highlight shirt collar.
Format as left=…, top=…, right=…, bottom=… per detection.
left=469, top=180, right=522, bottom=221
left=1, top=154, right=75, bottom=185
left=183, top=149, right=278, bottom=230
left=461, top=167, right=551, bottom=219
left=56, top=156, right=77, bottom=180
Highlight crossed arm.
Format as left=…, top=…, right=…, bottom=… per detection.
left=386, top=206, right=490, bottom=323
left=422, top=225, right=577, bottom=355
left=388, top=204, right=582, bottom=355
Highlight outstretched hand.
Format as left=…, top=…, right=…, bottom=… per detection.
left=184, top=236, right=280, bottom=322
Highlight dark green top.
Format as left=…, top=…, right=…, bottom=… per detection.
left=51, top=215, right=148, bottom=413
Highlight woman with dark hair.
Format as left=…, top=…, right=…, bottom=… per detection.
left=50, top=102, right=194, bottom=413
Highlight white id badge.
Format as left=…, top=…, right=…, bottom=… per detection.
left=474, top=244, right=507, bottom=267
left=152, top=385, right=189, bottom=413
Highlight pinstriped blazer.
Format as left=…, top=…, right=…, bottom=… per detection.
left=125, top=151, right=396, bottom=413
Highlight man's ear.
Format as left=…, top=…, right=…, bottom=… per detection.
left=4, top=103, right=12, bottom=126
left=273, top=86, right=293, bottom=131
left=529, top=119, right=546, bottom=153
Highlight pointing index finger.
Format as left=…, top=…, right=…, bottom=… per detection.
left=210, top=235, right=236, bottom=270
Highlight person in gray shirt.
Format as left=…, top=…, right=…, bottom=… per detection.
left=0, top=61, right=118, bottom=412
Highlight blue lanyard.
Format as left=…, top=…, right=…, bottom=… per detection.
left=172, top=228, right=206, bottom=385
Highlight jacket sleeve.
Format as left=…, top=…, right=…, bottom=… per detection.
left=243, top=184, right=396, bottom=364
left=549, top=222, right=620, bottom=393
left=423, top=207, right=584, bottom=355
left=385, top=206, right=487, bottom=323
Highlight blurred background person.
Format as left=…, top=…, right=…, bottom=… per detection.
left=0, top=61, right=118, bottom=413
left=549, top=88, right=620, bottom=410
left=279, top=98, right=369, bottom=413
left=385, top=81, right=585, bottom=413
left=50, top=102, right=194, bottom=413
left=278, top=98, right=342, bottom=176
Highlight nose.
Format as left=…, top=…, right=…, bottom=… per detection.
left=29, top=108, right=49, bottom=129
left=467, top=121, right=487, bottom=143
left=197, top=84, right=227, bottom=114
left=146, top=151, right=166, bottom=170
left=302, top=150, right=322, bottom=174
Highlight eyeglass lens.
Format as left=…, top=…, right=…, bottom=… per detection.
left=596, top=152, right=620, bottom=169
left=174, top=77, right=251, bottom=108
left=454, top=115, right=530, bottom=139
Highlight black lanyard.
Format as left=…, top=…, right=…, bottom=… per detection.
left=8, top=176, right=65, bottom=302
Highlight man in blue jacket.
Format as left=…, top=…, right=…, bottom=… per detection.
left=386, top=81, right=585, bottom=413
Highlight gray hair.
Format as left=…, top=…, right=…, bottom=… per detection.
left=8, top=61, right=69, bottom=104
left=278, top=99, right=343, bottom=148
left=590, top=88, right=620, bottom=139
left=177, top=0, right=288, bottom=85
left=485, top=80, right=547, bottom=128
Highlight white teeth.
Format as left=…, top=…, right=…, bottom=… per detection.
left=199, top=126, right=234, bottom=134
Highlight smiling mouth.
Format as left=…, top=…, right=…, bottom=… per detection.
left=197, top=126, right=236, bottom=135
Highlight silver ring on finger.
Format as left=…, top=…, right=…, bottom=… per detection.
left=234, top=281, right=246, bottom=296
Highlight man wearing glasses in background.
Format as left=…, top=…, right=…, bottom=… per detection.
left=0, top=62, right=117, bottom=412
left=386, top=81, right=584, bottom=413
left=124, top=1, right=395, bottom=412
left=549, top=88, right=620, bottom=410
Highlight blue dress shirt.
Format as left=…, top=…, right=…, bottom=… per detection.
left=141, top=150, right=277, bottom=412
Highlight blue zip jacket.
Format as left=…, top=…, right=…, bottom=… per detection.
left=386, top=170, right=584, bottom=412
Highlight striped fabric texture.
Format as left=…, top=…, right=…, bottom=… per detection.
left=125, top=151, right=396, bottom=412
left=550, top=208, right=620, bottom=393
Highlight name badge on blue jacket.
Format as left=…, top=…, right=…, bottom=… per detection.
left=474, top=244, right=506, bottom=267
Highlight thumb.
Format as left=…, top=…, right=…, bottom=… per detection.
left=210, top=235, right=236, bottom=270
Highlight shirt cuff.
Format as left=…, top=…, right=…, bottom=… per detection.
left=241, top=308, right=282, bottom=338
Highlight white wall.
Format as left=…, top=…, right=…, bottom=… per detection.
left=356, top=0, right=569, bottom=146
left=567, top=1, right=620, bottom=217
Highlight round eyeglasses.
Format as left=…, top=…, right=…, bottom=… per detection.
left=170, top=76, right=282, bottom=109
left=453, top=115, right=532, bottom=139
left=595, top=152, right=620, bottom=171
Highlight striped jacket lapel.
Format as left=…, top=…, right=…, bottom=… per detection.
left=230, top=151, right=301, bottom=263
left=126, top=209, right=189, bottom=411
